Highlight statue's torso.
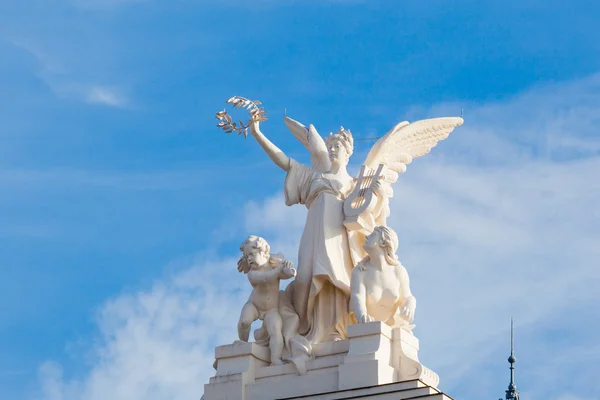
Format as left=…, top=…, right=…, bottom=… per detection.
left=364, top=266, right=402, bottom=322
left=248, top=267, right=281, bottom=315
left=319, top=172, right=355, bottom=199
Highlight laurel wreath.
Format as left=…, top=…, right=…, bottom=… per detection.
left=215, top=96, right=267, bottom=138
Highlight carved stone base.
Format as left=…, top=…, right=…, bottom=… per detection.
left=203, top=322, right=443, bottom=400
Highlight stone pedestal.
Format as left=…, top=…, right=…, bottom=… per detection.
left=339, top=322, right=396, bottom=389
left=203, top=322, right=443, bottom=400
left=392, top=323, right=440, bottom=387
left=339, top=322, right=438, bottom=390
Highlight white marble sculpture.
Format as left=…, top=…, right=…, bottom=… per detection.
left=350, top=226, right=416, bottom=328
left=247, top=113, right=462, bottom=344
left=237, top=235, right=296, bottom=365
left=205, top=99, right=462, bottom=399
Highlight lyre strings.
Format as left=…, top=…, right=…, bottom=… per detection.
left=350, top=165, right=381, bottom=210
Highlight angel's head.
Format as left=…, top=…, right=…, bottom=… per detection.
left=363, top=226, right=400, bottom=266
left=326, top=127, right=354, bottom=166
left=238, top=235, right=271, bottom=273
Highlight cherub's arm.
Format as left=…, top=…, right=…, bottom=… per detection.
left=398, top=265, right=413, bottom=298
left=350, top=267, right=371, bottom=323
left=397, top=265, right=416, bottom=322
left=248, top=266, right=283, bottom=285
left=279, top=260, right=296, bottom=280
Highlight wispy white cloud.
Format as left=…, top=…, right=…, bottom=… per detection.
left=38, top=257, right=248, bottom=400
left=9, top=39, right=131, bottom=108
left=36, top=73, right=600, bottom=400
left=85, top=85, right=129, bottom=107
left=46, top=82, right=131, bottom=108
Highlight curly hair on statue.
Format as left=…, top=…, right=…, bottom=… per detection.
left=325, top=126, right=354, bottom=156
left=237, top=235, right=271, bottom=274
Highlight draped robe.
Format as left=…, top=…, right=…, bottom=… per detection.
left=284, top=159, right=366, bottom=344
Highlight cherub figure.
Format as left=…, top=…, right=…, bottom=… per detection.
left=350, top=226, right=416, bottom=328
left=237, top=235, right=297, bottom=365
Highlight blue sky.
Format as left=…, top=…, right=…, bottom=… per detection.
left=1, top=1, right=599, bottom=399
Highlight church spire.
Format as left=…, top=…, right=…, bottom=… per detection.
left=501, top=318, right=520, bottom=400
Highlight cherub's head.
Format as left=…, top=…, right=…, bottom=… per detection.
left=326, top=127, right=354, bottom=166
left=238, top=235, right=271, bottom=274
left=363, top=226, right=400, bottom=266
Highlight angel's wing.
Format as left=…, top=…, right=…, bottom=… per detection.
left=284, top=115, right=331, bottom=172
left=364, top=117, right=463, bottom=183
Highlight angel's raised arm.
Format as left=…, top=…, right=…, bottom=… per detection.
left=250, top=120, right=290, bottom=172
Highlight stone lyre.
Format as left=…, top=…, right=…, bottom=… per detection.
left=343, top=163, right=385, bottom=234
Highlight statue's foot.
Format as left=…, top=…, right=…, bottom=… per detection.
left=271, top=359, right=284, bottom=366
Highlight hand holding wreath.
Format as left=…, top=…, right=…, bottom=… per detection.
left=215, top=96, right=267, bottom=138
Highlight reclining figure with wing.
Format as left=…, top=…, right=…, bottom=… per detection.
left=247, top=115, right=462, bottom=344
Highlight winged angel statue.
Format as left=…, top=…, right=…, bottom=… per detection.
left=248, top=115, right=462, bottom=345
